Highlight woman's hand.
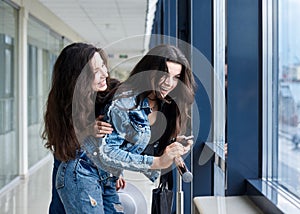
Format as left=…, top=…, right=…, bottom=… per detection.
left=151, top=142, right=188, bottom=169
left=116, top=176, right=126, bottom=191
left=93, top=115, right=113, bottom=138
left=224, top=143, right=228, bottom=157
left=176, top=135, right=194, bottom=150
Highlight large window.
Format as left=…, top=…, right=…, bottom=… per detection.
left=264, top=0, right=300, bottom=203
left=27, top=15, right=64, bottom=167
left=0, top=1, right=18, bottom=189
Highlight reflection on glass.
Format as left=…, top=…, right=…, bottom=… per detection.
left=27, top=16, right=62, bottom=167
left=0, top=1, right=18, bottom=189
left=277, top=0, right=300, bottom=198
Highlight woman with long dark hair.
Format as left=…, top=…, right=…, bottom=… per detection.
left=43, top=42, right=124, bottom=214
left=100, top=44, right=196, bottom=183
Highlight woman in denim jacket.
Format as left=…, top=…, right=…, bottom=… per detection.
left=100, top=44, right=196, bottom=183
left=43, top=43, right=125, bottom=214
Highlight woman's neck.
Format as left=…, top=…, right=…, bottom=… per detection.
left=147, top=93, right=157, bottom=101
left=147, top=94, right=158, bottom=111
left=147, top=93, right=159, bottom=125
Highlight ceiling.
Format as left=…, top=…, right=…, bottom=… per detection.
left=38, top=0, right=157, bottom=78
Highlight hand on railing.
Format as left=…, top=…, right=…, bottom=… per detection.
left=171, top=135, right=194, bottom=183
left=174, top=156, right=193, bottom=183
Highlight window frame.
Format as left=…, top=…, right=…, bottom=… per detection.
left=261, top=0, right=300, bottom=211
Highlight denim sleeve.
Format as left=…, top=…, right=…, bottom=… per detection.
left=99, top=99, right=155, bottom=173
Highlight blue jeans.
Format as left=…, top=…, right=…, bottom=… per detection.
left=56, top=152, right=124, bottom=214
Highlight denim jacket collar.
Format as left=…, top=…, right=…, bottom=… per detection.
left=140, top=97, right=150, bottom=109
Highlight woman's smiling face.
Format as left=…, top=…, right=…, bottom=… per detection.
left=90, top=52, right=108, bottom=92
left=158, top=61, right=182, bottom=98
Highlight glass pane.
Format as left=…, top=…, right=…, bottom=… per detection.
left=28, top=44, right=38, bottom=125
left=277, top=0, right=300, bottom=198
left=5, top=48, right=12, bottom=96
left=0, top=1, right=18, bottom=189
left=27, top=16, right=62, bottom=168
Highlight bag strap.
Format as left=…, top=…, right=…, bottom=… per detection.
left=159, top=170, right=173, bottom=190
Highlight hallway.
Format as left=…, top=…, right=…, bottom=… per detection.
left=0, top=156, right=52, bottom=214
left=0, top=155, right=155, bottom=214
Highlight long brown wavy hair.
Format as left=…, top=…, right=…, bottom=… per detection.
left=121, top=44, right=196, bottom=154
left=42, top=43, right=110, bottom=161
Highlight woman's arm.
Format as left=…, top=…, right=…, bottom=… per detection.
left=100, top=96, right=190, bottom=173
left=99, top=97, right=154, bottom=172
left=151, top=141, right=189, bottom=169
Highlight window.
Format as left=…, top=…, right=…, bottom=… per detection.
left=0, top=0, right=18, bottom=189
left=27, top=44, right=38, bottom=125
left=27, top=15, right=63, bottom=167
left=264, top=0, right=300, bottom=205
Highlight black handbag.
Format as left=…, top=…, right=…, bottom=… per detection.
left=151, top=179, right=173, bottom=214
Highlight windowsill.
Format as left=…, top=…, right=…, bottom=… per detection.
left=246, top=179, right=300, bottom=214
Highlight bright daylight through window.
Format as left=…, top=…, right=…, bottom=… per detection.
left=276, top=0, right=300, bottom=199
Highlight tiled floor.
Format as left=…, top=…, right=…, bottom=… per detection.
left=0, top=155, right=156, bottom=214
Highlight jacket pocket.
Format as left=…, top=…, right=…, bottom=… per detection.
left=128, top=110, right=148, bottom=132
left=76, top=158, right=97, bottom=177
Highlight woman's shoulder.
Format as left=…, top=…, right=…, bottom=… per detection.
left=111, top=90, right=137, bottom=110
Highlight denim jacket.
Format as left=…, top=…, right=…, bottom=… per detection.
left=98, top=90, right=160, bottom=181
